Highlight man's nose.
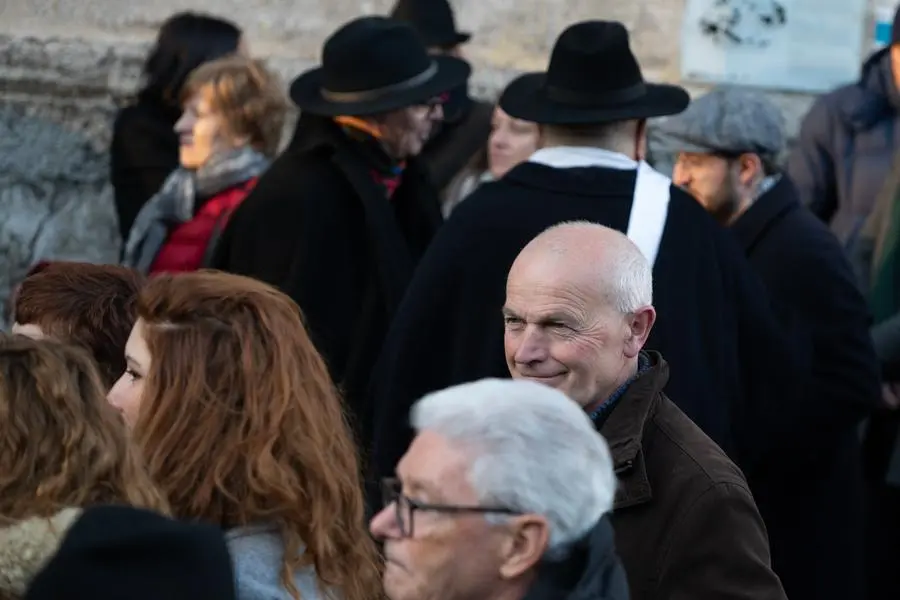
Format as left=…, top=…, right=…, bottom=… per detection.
left=514, top=329, right=549, bottom=364
left=672, top=163, right=690, bottom=187
left=432, top=104, right=444, bottom=121
left=369, top=504, right=400, bottom=540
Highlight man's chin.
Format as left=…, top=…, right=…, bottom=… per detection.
left=522, top=374, right=566, bottom=388
left=382, top=563, right=410, bottom=600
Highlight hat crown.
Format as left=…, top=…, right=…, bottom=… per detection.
left=391, top=0, right=458, bottom=43
left=543, top=21, right=646, bottom=106
left=679, top=87, right=786, bottom=155
left=320, top=16, right=434, bottom=95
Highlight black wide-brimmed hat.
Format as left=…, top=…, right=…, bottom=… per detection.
left=500, top=21, right=689, bottom=125
left=390, top=0, right=471, bottom=48
left=290, top=16, right=471, bottom=116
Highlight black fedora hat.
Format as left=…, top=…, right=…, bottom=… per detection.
left=290, top=16, right=470, bottom=116
left=500, top=21, right=689, bottom=125
left=390, top=0, right=471, bottom=48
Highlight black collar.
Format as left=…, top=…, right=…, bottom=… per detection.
left=730, top=176, right=799, bottom=254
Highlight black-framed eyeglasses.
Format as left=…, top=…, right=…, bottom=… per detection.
left=381, top=477, right=521, bottom=538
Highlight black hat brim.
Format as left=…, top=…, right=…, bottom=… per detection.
left=416, top=30, right=471, bottom=47
left=290, top=55, right=471, bottom=116
left=499, top=72, right=690, bottom=125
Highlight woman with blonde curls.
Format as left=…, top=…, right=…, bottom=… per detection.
left=107, top=271, right=382, bottom=600
left=0, top=336, right=168, bottom=599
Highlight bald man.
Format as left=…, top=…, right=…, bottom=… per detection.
left=504, top=221, right=786, bottom=600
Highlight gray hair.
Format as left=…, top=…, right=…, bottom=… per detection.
left=410, top=378, right=616, bottom=557
left=541, top=220, right=653, bottom=314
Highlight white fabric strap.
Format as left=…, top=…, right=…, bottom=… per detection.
left=528, top=147, right=672, bottom=266
left=627, top=161, right=671, bottom=266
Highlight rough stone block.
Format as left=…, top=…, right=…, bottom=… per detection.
left=0, top=104, right=120, bottom=330
left=0, top=0, right=887, bottom=323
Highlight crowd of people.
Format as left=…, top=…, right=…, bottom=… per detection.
left=3, top=0, right=900, bottom=598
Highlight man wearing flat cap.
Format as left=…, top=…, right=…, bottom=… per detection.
left=369, top=21, right=805, bottom=516
left=665, top=86, right=879, bottom=600
left=211, top=16, right=469, bottom=449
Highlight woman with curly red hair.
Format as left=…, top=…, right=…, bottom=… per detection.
left=107, top=270, right=382, bottom=600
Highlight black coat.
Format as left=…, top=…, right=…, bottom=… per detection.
left=730, top=176, right=879, bottom=600
left=211, top=118, right=442, bottom=445
left=419, top=99, right=492, bottom=191
left=369, top=161, right=804, bottom=486
left=110, top=95, right=180, bottom=239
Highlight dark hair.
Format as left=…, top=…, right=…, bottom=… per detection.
left=140, top=12, right=242, bottom=107
left=13, top=262, right=145, bottom=389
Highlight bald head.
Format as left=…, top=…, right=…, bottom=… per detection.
left=509, top=221, right=652, bottom=314
left=503, top=222, right=656, bottom=408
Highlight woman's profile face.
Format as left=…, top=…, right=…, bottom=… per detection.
left=174, top=88, right=230, bottom=170
left=487, top=107, right=540, bottom=179
left=107, top=319, right=151, bottom=427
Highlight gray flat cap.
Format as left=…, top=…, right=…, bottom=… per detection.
left=662, top=86, right=786, bottom=158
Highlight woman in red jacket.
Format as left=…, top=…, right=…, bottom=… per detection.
left=123, top=55, right=287, bottom=274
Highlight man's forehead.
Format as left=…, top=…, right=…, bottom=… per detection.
left=507, top=265, right=599, bottom=310
left=397, top=430, right=473, bottom=496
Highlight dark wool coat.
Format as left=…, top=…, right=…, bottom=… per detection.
left=110, top=95, right=180, bottom=239
left=730, top=176, right=879, bottom=600
left=211, top=117, right=443, bottom=447
left=368, top=161, right=806, bottom=487
left=418, top=99, right=492, bottom=191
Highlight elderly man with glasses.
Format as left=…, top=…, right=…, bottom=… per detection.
left=369, top=378, right=628, bottom=600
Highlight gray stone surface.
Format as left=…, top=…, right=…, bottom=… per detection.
left=0, top=104, right=120, bottom=330
left=0, top=0, right=889, bottom=322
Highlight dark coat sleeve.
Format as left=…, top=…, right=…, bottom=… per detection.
left=210, top=163, right=365, bottom=385
left=110, top=106, right=179, bottom=239
left=368, top=196, right=512, bottom=481
left=659, top=482, right=787, bottom=600
left=786, top=97, right=840, bottom=223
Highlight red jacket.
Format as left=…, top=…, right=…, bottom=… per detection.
left=150, top=179, right=257, bottom=274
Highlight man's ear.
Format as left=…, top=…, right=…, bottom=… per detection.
left=624, top=306, right=655, bottom=358
left=498, top=514, right=549, bottom=580
left=736, top=153, right=764, bottom=187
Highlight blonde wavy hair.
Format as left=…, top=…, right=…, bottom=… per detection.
left=131, top=271, right=382, bottom=600
left=0, top=335, right=168, bottom=522
left=181, top=54, right=288, bottom=157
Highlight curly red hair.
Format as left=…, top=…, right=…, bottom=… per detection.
left=131, top=270, right=381, bottom=600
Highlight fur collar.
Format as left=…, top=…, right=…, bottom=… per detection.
left=0, top=509, right=82, bottom=596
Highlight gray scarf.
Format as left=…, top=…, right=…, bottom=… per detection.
left=123, top=147, right=270, bottom=272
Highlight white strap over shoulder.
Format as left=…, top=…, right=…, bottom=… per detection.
left=626, top=161, right=671, bottom=267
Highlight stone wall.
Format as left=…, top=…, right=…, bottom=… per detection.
left=0, top=0, right=891, bottom=148
left=0, top=0, right=892, bottom=324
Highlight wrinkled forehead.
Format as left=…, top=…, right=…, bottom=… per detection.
left=507, top=253, right=604, bottom=307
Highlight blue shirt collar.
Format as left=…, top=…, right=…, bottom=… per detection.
left=589, top=353, right=652, bottom=425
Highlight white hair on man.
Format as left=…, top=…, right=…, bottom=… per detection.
left=410, top=377, right=616, bottom=558
left=533, top=220, right=653, bottom=314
